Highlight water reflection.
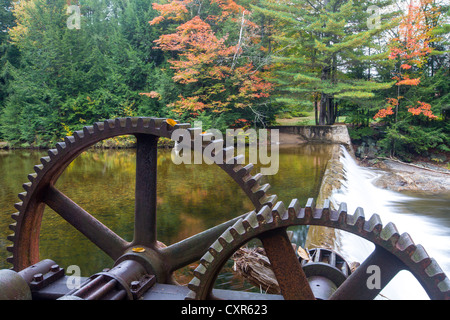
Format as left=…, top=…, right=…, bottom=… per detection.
left=0, top=144, right=333, bottom=278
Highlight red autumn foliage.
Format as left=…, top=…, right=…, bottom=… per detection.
left=142, top=0, right=272, bottom=115
left=375, top=0, right=438, bottom=120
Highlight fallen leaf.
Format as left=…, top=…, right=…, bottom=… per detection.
left=297, top=246, right=311, bottom=261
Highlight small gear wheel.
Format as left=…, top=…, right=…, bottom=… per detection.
left=186, top=199, right=450, bottom=300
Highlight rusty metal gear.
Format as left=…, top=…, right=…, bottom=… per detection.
left=6, top=117, right=277, bottom=277
left=186, top=199, right=450, bottom=300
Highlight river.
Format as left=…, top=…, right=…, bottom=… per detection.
left=330, top=146, right=450, bottom=300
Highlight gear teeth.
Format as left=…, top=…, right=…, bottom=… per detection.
left=347, top=207, right=365, bottom=230
left=34, top=164, right=44, bottom=173
left=233, top=155, right=246, bottom=166
left=205, top=139, right=224, bottom=159
left=256, top=205, right=273, bottom=224
left=187, top=127, right=201, bottom=139
left=64, top=136, right=75, bottom=145
left=304, top=198, right=315, bottom=219
left=288, top=199, right=301, bottom=219
left=14, top=202, right=23, bottom=211
left=259, top=194, right=277, bottom=207
left=243, top=173, right=263, bottom=189
left=40, top=156, right=51, bottom=165
left=411, top=244, right=432, bottom=267
left=396, top=232, right=416, bottom=255
left=158, top=120, right=171, bottom=135
left=48, top=149, right=58, bottom=159
left=315, top=199, right=330, bottom=220
left=272, top=201, right=287, bottom=221
left=200, top=251, right=215, bottom=268
left=125, top=117, right=135, bottom=128
left=364, top=213, right=383, bottom=234
left=193, top=264, right=207, bottom=278
left=187, top=276, right=201, bottom=292
left=173, top=122, right=190, bottom=130
left=11, top=212, right=19, bottom=221
left=438, top=278, right=450, bottom=297
left=229, top=219, right=245, bottom=238
left=242, top=211, right=259, bottom=230
left=425, top=259, right=446, bottom=282
left=7, top=234, right=15, bottom=242
left=83, top=126, right=94, bottom=136
left=105, top=119, right=115, bottom=130
left=55, top=142, right=66, bottom=152
left=251, top=183, right=270, bottom=198
left=73, top=130, right=84, bottom=141
left=6, top=245, right=14, bottom=253
left=9, top=222, right=16, bottom=232
left=6, top=256, right=14, bottom=265
left=115, top=118, right=125, bottom=128
left=223, top=146, right=235, bottom=164
left=199, top=132, right=214, bottom=142
left=233, top=162, right=252, bottom=178
left=28, top=173, right=37, bottom=182
left=218, top=229, right=234, bottom=247
left=93, top=121, right=105, bottom=132
left=18, top=192, right=27, bottom=201
left=330, top=202, right=347, bottom=222
left=209, top=240, right=224, bottom=258
left=22, top=182, right=32, bottom=192
left=380, top=221, right=400, bottom=247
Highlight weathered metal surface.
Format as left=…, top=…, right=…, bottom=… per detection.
left=6, top=117, right=275, bottom=282
left=299, top=248, right=351, bottom=300
left=0, top=269, right=31, bottom=300
left=62, top=259, right=150, bottom=300
left=187, top=199, right=450, bottom=300
left=260, top=229, right=315, bottom=300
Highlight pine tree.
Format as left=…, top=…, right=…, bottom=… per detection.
left=253, top=0, right=399, bottom=125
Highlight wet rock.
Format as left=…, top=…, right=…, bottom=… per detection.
left=372, top=160, right=450, bottom=193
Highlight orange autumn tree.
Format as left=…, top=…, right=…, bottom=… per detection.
left=144, top=0, right=273, bottom=126
left=374, top=0, right=438, bottom=121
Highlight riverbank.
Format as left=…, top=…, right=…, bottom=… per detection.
left=357, top=155, right=450, bottom=193
left=304, top=142, right=450, bottom=251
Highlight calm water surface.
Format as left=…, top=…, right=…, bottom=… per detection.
left=0, top=144, right=332, bottom=286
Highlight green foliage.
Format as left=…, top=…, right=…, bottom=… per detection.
left=253, top=0, right=398, bottom=124
left=377, top=120, right=449, bottom=159
left=0, top=0, right=447, bottom=164
left=348, top=126, right=377, bottom=141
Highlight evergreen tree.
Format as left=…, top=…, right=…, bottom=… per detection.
left=253, top=0, right=399, bottom=124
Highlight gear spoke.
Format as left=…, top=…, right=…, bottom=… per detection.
left=259, top=228, right=315, bottom=300
left=330, top=245, right=404, bottom=300
left=162, top=213, right=249, bottom=272
left=133, top=134, right=159, bottom=247
left=44, top=186, right=128, bottom=260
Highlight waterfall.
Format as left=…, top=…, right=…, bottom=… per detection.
left=329, top=145, right=450, bottom=300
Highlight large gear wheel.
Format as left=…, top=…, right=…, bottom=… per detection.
left=186, top=199, right=450, bottom=300
left=6, top=117, right=278, bottom=280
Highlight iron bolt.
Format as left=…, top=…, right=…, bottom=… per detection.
left=130, top=281, right=140, bottom=291
left=50, top=264, right=60, bottom=272
left=33, top=273, right=44, bottom=282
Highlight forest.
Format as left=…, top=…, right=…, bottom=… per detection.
left=0, top=0, right=449, bottom=160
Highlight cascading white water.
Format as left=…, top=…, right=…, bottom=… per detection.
left=329, top=146, right=450, bottom=300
